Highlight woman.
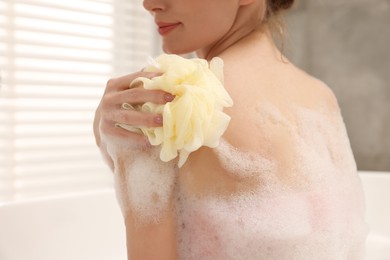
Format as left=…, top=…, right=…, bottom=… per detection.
left=94, top=0, right=368, bottom=259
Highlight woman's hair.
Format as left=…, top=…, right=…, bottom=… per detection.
left=266, top=0, right=295, bottom=18
left=264, top=0, right=295, bottom=54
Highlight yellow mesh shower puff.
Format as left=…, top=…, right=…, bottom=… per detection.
left=118, top=54, right=233, bottom=167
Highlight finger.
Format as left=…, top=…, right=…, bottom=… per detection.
left=119, top=88, right=175, bottom=106
left=104, top=109, right=163, bottom=128
left=100, top=88, right=174, bottom=113
left=105, top=72, right=162, bottom=94
left=100, top=118, right=149, bottom=144
left=115, top=123, right=143, bottom=135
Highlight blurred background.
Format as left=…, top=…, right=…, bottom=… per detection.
left=284, top=0, right=390, bottom=171
left=0, top=0, right=156, bottom=203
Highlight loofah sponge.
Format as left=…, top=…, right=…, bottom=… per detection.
left=118, top=54, right=233, bottom=167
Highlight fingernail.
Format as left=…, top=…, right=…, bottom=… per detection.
left=154, top=115, right=163, bottom=125
left=164, top=93, right=175, bottom=102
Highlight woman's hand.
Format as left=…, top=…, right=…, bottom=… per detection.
left=93, top=71, right=175, bottom=170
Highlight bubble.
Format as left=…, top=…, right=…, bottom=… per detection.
left=125, top=148, right=176, bottom=223
left=214, top=139, right=276, bottom=179
left=103, top=99, right=367, bottom=258
left=176, top=189, right=367, bottom=259
left=103, top=133, right=177, bottom=224
left=174, top=101, right=367, bottom=259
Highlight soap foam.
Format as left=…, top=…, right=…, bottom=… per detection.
left=176, top=186, right=366, bottom=260
left=214, top=139, right=276, bottom=179
left=174, top=101, right=367, bottom=259
left=104, top=134, right=177, bottom=224
left=103, top=99, right=367, bottom=258
left=125, top=148, right=176, bottom=223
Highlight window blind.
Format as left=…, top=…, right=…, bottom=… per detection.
left=0, top=0, right=156, bottom=203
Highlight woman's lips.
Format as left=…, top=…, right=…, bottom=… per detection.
left=157, top=22, right=180, bottom=35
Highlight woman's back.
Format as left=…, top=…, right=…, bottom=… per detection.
left=176, top=30, right=368, bottom=259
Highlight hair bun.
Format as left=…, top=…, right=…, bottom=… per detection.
left=269, top=0, right=295, bottom=13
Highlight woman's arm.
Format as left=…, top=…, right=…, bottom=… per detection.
left=94, top=71, right=178, bottom=259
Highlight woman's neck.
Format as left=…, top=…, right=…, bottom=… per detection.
left=197, top=26, right=281, bottom=63
left=196, top=2, right=269, bottom=60
left=196, top=24, right=258, bottom=61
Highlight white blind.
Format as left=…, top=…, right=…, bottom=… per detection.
left=0, top=0, right=156, bottom=203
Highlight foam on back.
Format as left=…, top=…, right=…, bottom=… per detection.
left=214, top=139, right=276, bottom=179
left=174, top=101, right=367, bottom=259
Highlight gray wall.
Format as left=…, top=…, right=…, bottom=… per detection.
left=283, top=0, right=390, bottom=171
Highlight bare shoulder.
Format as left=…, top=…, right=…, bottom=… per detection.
left=219, top=56, right=343, bottom=156
left=293, top=68, right=340, bottom=113
left=178, top=56, right=344, bottom=195
left=222, top=54, right=340, bottom=116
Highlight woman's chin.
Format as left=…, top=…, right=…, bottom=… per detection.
left=162, top=44, right=195, bottom=56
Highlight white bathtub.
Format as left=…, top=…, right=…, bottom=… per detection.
left=360, top=171, right=390, bottom=260
left=0, top=189, right=127, bottom=260
left=0, top=171, right=389, bottom=260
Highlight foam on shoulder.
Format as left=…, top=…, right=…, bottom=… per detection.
left=214, top=139, right=276, bottom=179
left=175, top=101, right=367, bottom=259
left=103, top=134, right=177, bottom=224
